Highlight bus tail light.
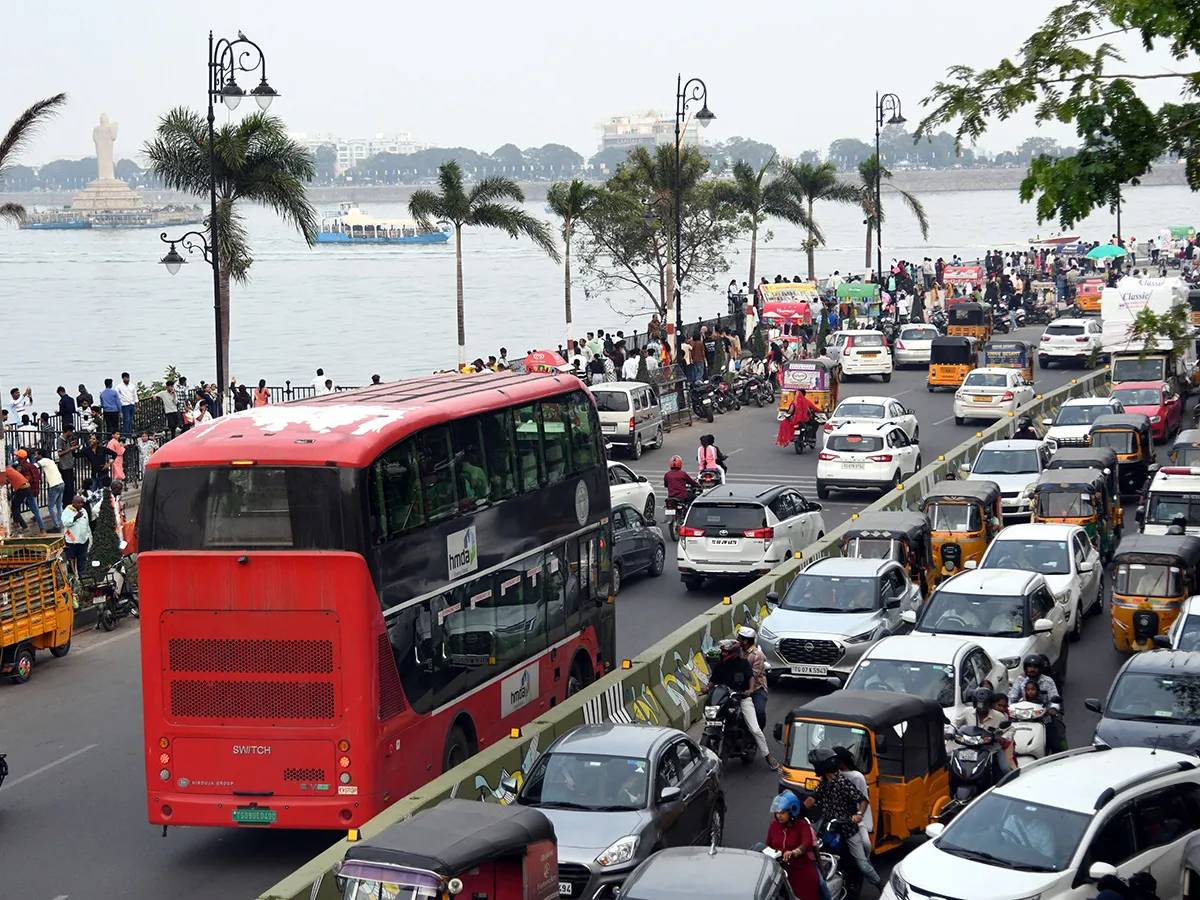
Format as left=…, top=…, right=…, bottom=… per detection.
left=161, top=805, right=173, bottom=818
left=159, top=768, right=170, bottom=781
left=230, top=460, right=257, bottom=466
left=158, top=737, right=170, bottom=749
left=867, top=454, right=893, bottom=463
left=338, top=740, right=351, bottom=752
left=159, top=752, right=171, bottom=765
left=340, top=772, right=353, bottom=784
left=679, top=526, right=704, bottom=538
left=339, top=756, right=351, bottom=769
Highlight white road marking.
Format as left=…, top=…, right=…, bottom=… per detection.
left=51, top=895, right=69, bottom=900
left=74, top=627, right=139, bottom=654
left=932, top=415, right=957, bottom=426
left=0, top=744, right=98, bottom=792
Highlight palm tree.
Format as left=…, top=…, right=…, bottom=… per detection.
left=411, top=161, right=560, bottom=366
left=779, top=160, right=861, bottom=282
left=546, top=179, right=600, bottom=345
left=0, top=93, right=67, bottom=225
left=857, top=154, right=929, bottom=272
left=713, top=158, right=812, bottom=289
left=145, top=107, right=318, bottom=383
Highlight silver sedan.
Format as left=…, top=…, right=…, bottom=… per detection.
left=893, top=324, right=941, bottom=367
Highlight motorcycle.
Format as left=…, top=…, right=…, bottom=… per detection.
left=91, top=557, right=139, bottom=632
left=944, top=724, right=1005, bottom=818
left=689, top=381, right=716, bottom=423
left=753, top=839, right=846, bottom=900
left=697, top=467, right=723, bottom=489
left=701, top=683, right=757, bottom=764
left=664, top=484, right=702, bottom=541
left=793, top=412, right=827, bottom=455
left=1009, top=700, right=1055, bottom=765
left=711, top=376, right=740, bottom=413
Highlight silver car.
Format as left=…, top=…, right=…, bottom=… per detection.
left=511, top=723, right=724, bottom=900
left=758, top=557, right=922, bottom=685
left=894, top=324, right=940, bottom=367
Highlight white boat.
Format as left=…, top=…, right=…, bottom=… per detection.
left=316, top=203, right=450, bottom=245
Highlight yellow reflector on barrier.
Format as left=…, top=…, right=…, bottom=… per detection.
left=511, top=728, right=521, bottom=738
left=622, top=659, right=632, bottom=669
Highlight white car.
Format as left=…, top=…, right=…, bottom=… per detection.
left=902, top=568, right=1069, bottom=682
left=676, top=484, right=825, bottom=591
left=817, top=422, right=922, bottom=499
left=607, top=460, right=656, bottom=520
left=820, top=395, right=919, bottom=449
left=1038, top=317, right=1103, bottom=368
left=1042, top=396, right=1125, bottom=451
left=835, top=330, right=893, bottom=382
left=843, top=633, right=1010, bottom=728
left=965, top=439, right=1052, bottom=522
left=883, top=747, right=1200, bottom=900
left=952, top=367, right=1036, bottom=424
left=1165, top=595, right=1200, bottom=650
left=893, top=324, right=940, bottom=367
left=977, top=523, right=1103, bottom=643
left=1139, top=464, right=1200, bottom=536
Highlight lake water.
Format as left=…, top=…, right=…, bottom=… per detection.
left=1, top=183, right=1195, bottom=404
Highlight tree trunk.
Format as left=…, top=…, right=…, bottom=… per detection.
left=747, top=221, right=758, bottom=294
left=806, top=199, right=817, bottom=283
left=219, top=269, right=231, bottom=406
left=865, top=220, right=874, bottom=272
left=563, top=218, right=574, bottom=345
left=455, top=226, right=466, bottom=367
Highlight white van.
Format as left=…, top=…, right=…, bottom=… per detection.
left=590, top=381, right=664, bottom=459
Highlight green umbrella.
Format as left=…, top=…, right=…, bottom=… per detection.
left=1086, top=244, right=1127, bottom=260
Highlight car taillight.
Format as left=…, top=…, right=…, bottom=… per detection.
left=819, top=452, right=838, bottom=461
left=896, top=341, right=906, bottom=350
left=1075, top=336, right=1088, bottom=342
left=845, top=337, right=854, bottom=349
left=743, top=527, right=774, bottom=540
left=1001, top=391, right=1014, bottom=401
left=1042, top=335, right=1051, bottom=342
left=823, top=422, right=834, bottom=432
left=867, top=454, right=893, bottom=462
left=629, top=416, right=636, bottom=430
left=679, top=526, right=704, bottom=537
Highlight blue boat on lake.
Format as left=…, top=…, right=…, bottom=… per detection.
left=316, top=202, right=451, bottom=245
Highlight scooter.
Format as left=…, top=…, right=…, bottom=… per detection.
left=701, top=683, right=757, bottom=764
left=91, top=557, right=139, bottom=632
left=1008, top=700, right=1053, bottom=765
left=943, top=724, right=1005, bottom=819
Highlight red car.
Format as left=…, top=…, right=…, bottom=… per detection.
left=1109, top=380, right=1183, bottom=442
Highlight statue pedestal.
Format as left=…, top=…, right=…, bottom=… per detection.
left=72, top=178, right=146, bottom=212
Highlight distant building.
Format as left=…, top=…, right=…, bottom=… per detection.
left=596, top=111, right=702, bottom=152
left=289, top=132, right=431, bottom=174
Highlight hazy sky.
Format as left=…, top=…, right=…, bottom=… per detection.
left=3, top=0, right=1187, bottom=165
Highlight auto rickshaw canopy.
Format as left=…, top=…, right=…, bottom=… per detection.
left=947, top=302, right=989, bottom=326
left=345, top=799, right=557, bottom=875
left=1089, top=413, right=1154, bottom=456
left=1172, top=428, right=1200, bottom=466
left=842, top=511, right=932, bottom=547
left=918, top=479, right=1002, bottom=510
left=1048, top=446, right=1118, bottom=475
left=1033, top=467, right=1107, bottom=493
left=1112, top=533, right=1200, bottom=571
left=929, top=336, right=978, bottom=366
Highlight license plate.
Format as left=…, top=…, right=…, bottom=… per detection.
left=601, top=424, right=616, bottom=432
left=956, top=749, right=979, bottom=762
left=664, top=508, right=675, bottom=517
left=973, top=396, right=992, bottom=402
left=860, top=352, right=878, bottom=358
left=92, top=596, right=106, bottom=605
left=790, top=664, right=828, bottom=676
left=707, top=538, right=740, bottom=551
left=841, top=461, right=865, bottom=469
left=805, top=777, right=821, bottom=791
left=560, top=884, right=573, bottom=896
left=232, top=807, right=277, bottom=825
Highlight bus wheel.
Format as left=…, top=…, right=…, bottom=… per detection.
left=442, top=725, right=474, bottom=773
left=567, top=654, right=592, bottom=697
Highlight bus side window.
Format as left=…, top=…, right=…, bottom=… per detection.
left=545, top=545, right=569, bottom=646
left=372, top=439, right=425, bottom=541
left=565, top=390, right=600, bottom=475
left=513, top=405, right=545, bottom=491
left=417, top=425, right=459, bottom=521
left=540, top=400, right=572, bottom=485
left=451, top=417, right=491, bottom=509
left=522, top=551, right=549, bottom=657
left=479, top=410, right=518, bottom=500
left=388, top=601, right=435, bottom=716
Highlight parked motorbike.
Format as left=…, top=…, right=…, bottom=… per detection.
left=701, top=683, right=757, bottom=764
left=91, top=557, right=139, bottom=632
left=711, top=375, right=740, bottom=413
left=944, top=724, right=1005, bottom=817
left=793, top=412, right=828, bottom=455
left=689, top=381, right=716, bottom=423
left=664, top=484, right=702, bottom=541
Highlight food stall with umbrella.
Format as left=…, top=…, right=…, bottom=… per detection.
left=942, top=266, right=985, bottom=303
left=759, top=283, right=818, bottom=333
left=522, top=350, right=570, bottom=374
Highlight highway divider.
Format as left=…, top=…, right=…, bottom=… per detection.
left=259, top=367, right=1109, bottom=900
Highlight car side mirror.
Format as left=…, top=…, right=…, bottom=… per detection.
left=766, top=591, right=780, bottom=606
left=637, top=475, right=647, bottom=483
left=1084, top=698, right=1103, bottom=714
left=1153, top=634, right=1173, bottom=649
left=500, top=775, right=519, bottom=793
left=1041, top=417, right=1052, bottom=427
left=1089, top=862, right=1118, bottom=882
left=773, top=723, right=783, bottom=742
left=905, top=408, right=915, bottom=415
left=1136, top=506, right=1145, bottom=524
left=1080, top=559, right=1096, bottom=573
left=964, top=559, right=978, bottom=570
left=1033, top=618, right=1054, bottom=633
left=925, top=823, right=945, bottom=839
left=808, top=502, right=822, bottom=511
left=959, top=463, right=971, bottom=475
left=900, top=610, right=917, bottom=625
left=658, top=785, right=682, bottom=804
left=886, top=597, right=901, bottom=609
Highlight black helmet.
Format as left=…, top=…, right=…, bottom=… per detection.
left=1022, top=654, right=1046, bottom=675
left=1017, top=416, right=1032, bottom=430
left=809, top=748, right=839, bottom=776
left=971, top=686, right=994, bottom=708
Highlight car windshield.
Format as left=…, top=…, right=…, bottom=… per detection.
left=936, top=794, right=1090, bottom=872
left=519, top=752, right=650, bottom=811
left=1106, top=672, right=1200, bottom=723
left=834, top=402, right=886, bottom=419
left=963, top=372, right=1008, bottom=388
left=780, top=574, right=879, bottom=613
left=1045, top=323, right=1085, bottom=336
left=1114, top=563, right=1183, bottom=598
left=1177, top=615, right=1200, bottom=652
left=1092, top=430, right=1136, bottom=454
left=1177, top=448, right=1200, bottom=466
left=591, top=391, right=630, bottom=412
left=784, top=721, right=872, bottom=772
left=1111, top=388, right=1162, bottom=407
left=983, top=539, right=1071, bottom=576
left=918, top=591, right=1027, bottom=637
left=339, top=864, right=442, bottom=900
left=973, top=449, right=1039, bottom=475
left=845, top=659, right=955, bottom=707
left=1112, top=358, right=1165, bottom=382
left=901, top=327, right=939, bottom=341
left=1036, top=491, right=1095, bottom=518
left=828, top=435, right=884, bottom=453
left=847, top=538, right=898, bottom=561
left=1146, top=493, right=1200, bottom=526
left=926, top=502, right=982, bottom=533
left=1054, top=405, right=1112, bottom=426
left=854, top=334, right=885, bottom=347
left=685, top=503, right=767, bottom=532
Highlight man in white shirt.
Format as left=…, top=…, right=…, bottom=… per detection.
left=8, top=387, right=32, bottom=421
left=621, top=348, right=642, bottom=380
left=117, top=372, right=138, bottom=437
left=827, top=271, right=843, bottom=291
left=311, top=368, right=328, bottom=393
left=897, top=293, right=911, bottom=320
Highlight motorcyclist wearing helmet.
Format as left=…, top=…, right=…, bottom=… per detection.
left=705, top=639, right=779, bottom=770
left=1012, top=416, right=1039, bottom=441
left=803, top=749, right=880, bottom=892
left=953, top=687, right=1014, bottom=772
left=1007, top=654, right=1067, bottom=751
left=766, top=791, right=822, bottom=900
left=737, top=625, right=769, bottom=728
left=663, top=455, right=701, bottom=501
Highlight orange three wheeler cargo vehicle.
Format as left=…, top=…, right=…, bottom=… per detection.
left=1, top=537, right=75, bottom=684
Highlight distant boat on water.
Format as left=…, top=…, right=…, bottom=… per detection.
left=316, top=202, right=451, bottom=245
left=20, top=207, right=204, bottom=230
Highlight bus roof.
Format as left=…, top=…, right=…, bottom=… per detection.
left=147, top=371, right=587, bottom=469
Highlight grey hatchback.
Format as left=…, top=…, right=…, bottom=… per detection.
left=510, top=723, right=724, bottom=900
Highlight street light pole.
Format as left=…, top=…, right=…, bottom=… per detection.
left=673, top=74, right=715, bottom=361
left=874, top=92, right=906, bottom=303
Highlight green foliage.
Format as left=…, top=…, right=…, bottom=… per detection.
left=916, top=0, right=1200, bottom=227
left=635, top=354, right=651, bottom=384
left=136, top=365, right=186, bottom=400
left=712, top=157, right=813, bottom=288
left=0, top=92, right=68, bottom=225
left=779, top=160, right=861, bottom=281
left=91, top=488, right=121, bottom=570
left=1130, top=303, right=1193, bottom=359
left=747, top=324, right=768, bottom=358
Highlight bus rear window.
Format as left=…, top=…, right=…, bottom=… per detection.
left=145, top=467, right=346, bottom=550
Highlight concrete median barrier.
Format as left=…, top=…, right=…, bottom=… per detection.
left=259, top=367, right=1109, bottom=900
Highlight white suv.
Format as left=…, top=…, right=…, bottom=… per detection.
left=1043, top=396, right=1125, bottom=451
left=677, top=484, right=825, bottom=592
left=835, top=330, right=894, bottom=382
left=817, top=422, right=922, bottom=499
left=884, top=746, right=1200, bottom=900
left=1039, top=317, right=1103, bottom=368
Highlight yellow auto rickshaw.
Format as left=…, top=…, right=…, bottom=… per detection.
left=919, top=480, right=1003, bottom=581
left=1030, top=468, right=1116, bottom=560
left=1077, top=278, right=1104, bottom=314
left=983, top=339, right=1035, bottom=382
left=927, top=336, right=979, bottom=392
left=946, top=301, right=992, bottom=342
left=773, top=691, right=950, bottom=853
left=1089, top=413, right=1154, bottom=497
left=779, top=357, right=837, bottom=415
left=840, top=511, right=936, bottom=599
left=1047, top=446, right=1123, bottom=534
left=1110, top=534, right=1200, bottom=652
left=1172, top=429, right=1200, bottom=467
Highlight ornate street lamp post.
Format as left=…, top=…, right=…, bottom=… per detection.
left=874, top=91, right=906, bottom=300
left=672, top=75, right=715, bottom=358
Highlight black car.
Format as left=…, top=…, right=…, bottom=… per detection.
left=1086, top=649, right=1200, bottom=753
left=612, top=503, right=666, bottom=595
left=620, top=846, right=795, bottom=900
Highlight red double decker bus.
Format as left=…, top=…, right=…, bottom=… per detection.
left=137, top=372, right=615, bottom=829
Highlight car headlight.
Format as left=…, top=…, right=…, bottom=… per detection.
left=596, top=835, right=640, bottom=867
left=760, top=624, right=778, bottom=642
left=999, top=656, right=1021, bottom=670
left=889, top=870, right=909, bottom=900
left=1151, top=415, right=1162, bottom=424
left=845, top=628, right=876, bottom=644
left=1022, top=485, right=1035, bottom=498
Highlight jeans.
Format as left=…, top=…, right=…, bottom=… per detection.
left=738, top=696, right=770, bottom=759
left=47, top=483, right=64, bottom=529
left=847, top=830, right=880, bottom=886
left=120, top=404, right=134, bottom=437
left=103, top=410, right=120, bottom=435
left=13, top=487, right=44, bottom=531
left=817, top=869, right=831, bottom=900
left=751, top=687, right=767, bottom=728
left=61, top=469, right=76, bottom=505
left=165, top=411, right=180, bottom=440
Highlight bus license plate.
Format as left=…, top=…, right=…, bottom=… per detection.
left=790, top=665, right=828, bottom=676
left=232, top=807, right=277, bottom=825
left=559, top=883, right=573, bottom=896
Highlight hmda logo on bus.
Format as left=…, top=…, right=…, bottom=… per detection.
left=447, top=525, right=478, bottom=580
left=501, top=664, right=539, bottom=717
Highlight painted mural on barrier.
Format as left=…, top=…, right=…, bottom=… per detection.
left=460, top=733, right=541, bottom=804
